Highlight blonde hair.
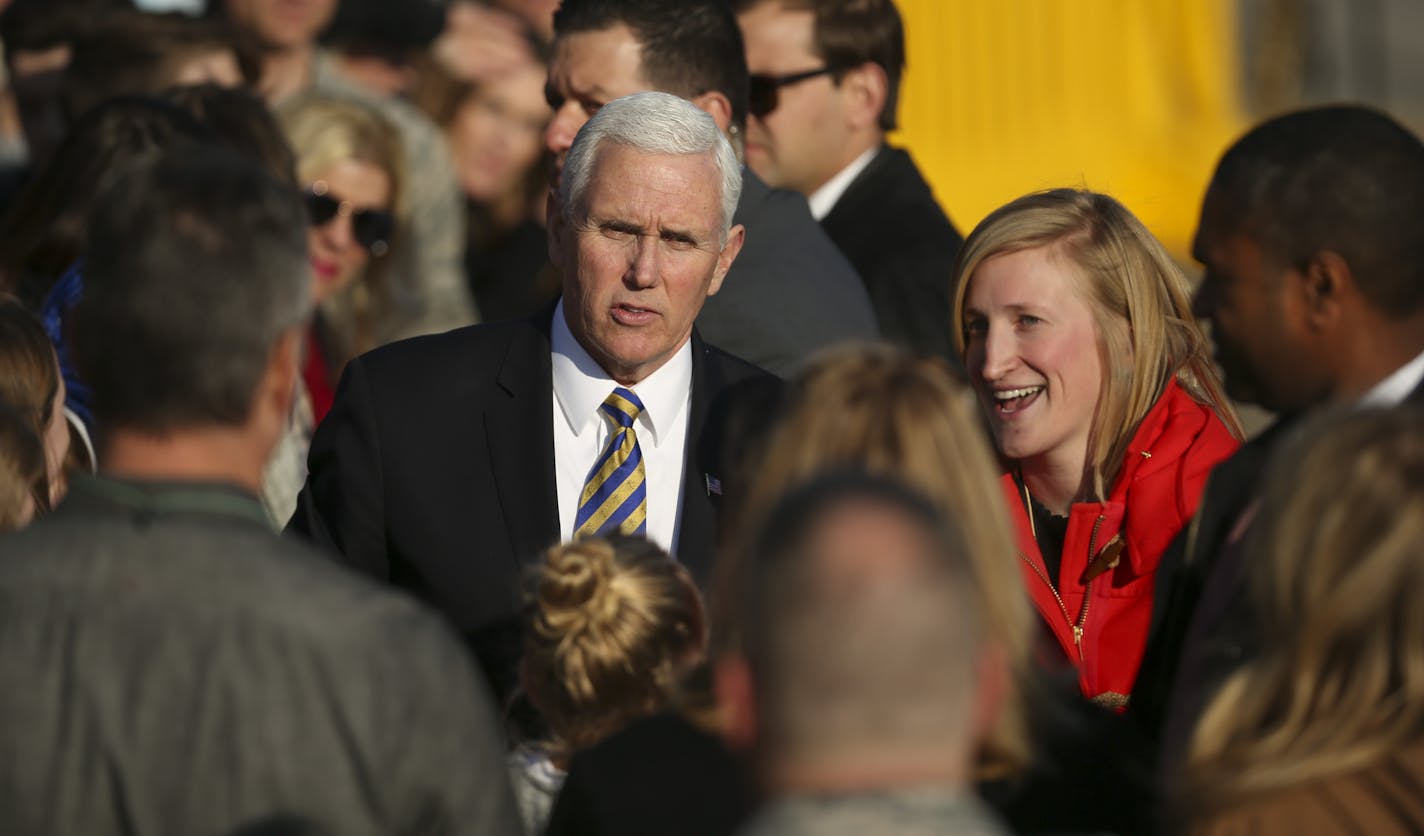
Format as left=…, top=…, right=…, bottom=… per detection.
left=522, top=536, right=708, bottom=759
left=724, top=343, right=1036, bottom=774
left=278, top=93, right=404, bottom=359
left=951, top=189, right=1242, bottom=500
left=1181, top=407, right=1424, bottom=816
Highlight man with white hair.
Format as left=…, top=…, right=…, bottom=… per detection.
left=290, top=91, right=777, bottom=703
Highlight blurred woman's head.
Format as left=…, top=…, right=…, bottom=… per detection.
left=278, top=93, right=402, bottom=306
left=952, top=189, right=1239, bottom=499
left=414, top=33, right=551, bottom=223
left=726, top=343, right=1035, bottom=772
left=521, top=535, right=706, bottom=762
left=1184, top=407, right=1424, bottom=812
left=0, top=403, right=47, bottom=533
left=0, top=297, right=69, bottom=509
left=447, top=61, right=551, bottom=207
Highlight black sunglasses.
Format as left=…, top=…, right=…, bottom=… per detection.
left=748, top=66, right=842, bottom=118
left=303, top=185, right=394, bottom=257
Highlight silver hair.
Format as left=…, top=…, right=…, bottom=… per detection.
left=558, top=91, right=742, bottom=238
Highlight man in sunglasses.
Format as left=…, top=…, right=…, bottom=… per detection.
left=543, top=0, right=878, bottom=378
left=734, top=0, right=963, bottom=363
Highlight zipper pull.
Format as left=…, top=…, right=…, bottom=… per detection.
left=1072, top=625, right=1083, bottom=646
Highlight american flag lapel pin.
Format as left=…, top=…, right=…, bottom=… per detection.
left=705, top=474, right=722, bottom=496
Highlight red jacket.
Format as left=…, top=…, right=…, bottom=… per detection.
left=1001, top=380, right=1239, bottom=707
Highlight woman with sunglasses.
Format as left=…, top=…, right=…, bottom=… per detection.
left=277, top=92, right=402, bottom=421
left=264, top=92, right=402, bottom=525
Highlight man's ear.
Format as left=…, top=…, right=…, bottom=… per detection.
left=839, top=61, right=888, bottom=132
left=714, top=654, right=757, bottom=751
left=691, top=90, right=735, bottom=135
left=707, top=224, right=745, bottom=298
left=1300, top=250, right=1353, bottom=331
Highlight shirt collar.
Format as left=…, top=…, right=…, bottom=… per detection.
left=1359, top=347, right=1424, bottom=408
left=808, top=145, right=881, bottom=220
left=550, top=300, right=693, bottom=445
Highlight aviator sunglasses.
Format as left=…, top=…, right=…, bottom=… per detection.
left=303, top=182, right=394, bottom=257
left=747, top=65, right=845, bottom=118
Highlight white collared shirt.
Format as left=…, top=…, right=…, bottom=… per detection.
left=550, top=300, right=691, bottom=555
left=807, top=146, right=881, bottom=221
left=1359, top=347, right=1424, bottom=408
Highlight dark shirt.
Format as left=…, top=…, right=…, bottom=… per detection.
left=0, top=475, right=521, bottom=836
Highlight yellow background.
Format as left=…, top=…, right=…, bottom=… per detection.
left=893, top=0, right=1249, bottom=260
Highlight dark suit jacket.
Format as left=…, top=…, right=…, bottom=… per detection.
left=821, top=144, right=964, bottom=362
left=1132, top=378, right=1424, bottom=761
left=287, top=311, right=776, bottom=699
left=696, top=168, right=878, bottom=377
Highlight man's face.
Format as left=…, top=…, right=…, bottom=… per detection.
left=551, top=143, right=744, bottom=385
left=1192, top=192, right=1323, bottom=412
left=224, top=0, right=338, bottom=51
left=737, top=3, right=851, bottom=196
left=544, top=24, right=649, bottom=182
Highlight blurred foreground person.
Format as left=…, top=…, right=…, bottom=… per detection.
left=1178, top=408, right=1424, bottom=834
left=513, top=535, right=706, bottom=833
left=0, top=146, right=520, bottom=835
left=720, top=471, right=1010, bottom=836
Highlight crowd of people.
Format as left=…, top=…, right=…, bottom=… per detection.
left=0, top=1, right=1421, bottom=835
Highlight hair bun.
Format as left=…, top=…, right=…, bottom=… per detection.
left=531, top=539, right=620, bottom=640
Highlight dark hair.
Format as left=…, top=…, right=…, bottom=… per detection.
left=0, top=0, right=110, bottom=56
left=64, top=10, right=262, bottom=121
left=0, top=96, right=213, bottom=306
left=0, top=0, right=121, bottom=167
left=165, top=83, right=298, bottom=186
left=732, top=0, right=904, bottom=131
left=1206, top=105, right=1424, bottom=315
left=75, top=145, right=310, bottom=433
left=0, top=296, right=58, bottom=510
left=553, top=0, right=749, bottom=131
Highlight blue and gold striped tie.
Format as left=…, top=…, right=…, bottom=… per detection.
left=574, top=387, right=647, bottom=538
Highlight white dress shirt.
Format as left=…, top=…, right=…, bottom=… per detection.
left=1359, top=348, right=1424, bottom=408
left=550, top=301, right=692, bottom=556
left=807, top=146, right=880, bottom=221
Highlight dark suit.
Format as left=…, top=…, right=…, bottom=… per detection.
left=696, top=168, right=879, bottom=377
left=821, top=145, right=964, bottom=362
left=288, top=311, right=776, bottom=699
left=1132, top=378, right=1424, bottom=768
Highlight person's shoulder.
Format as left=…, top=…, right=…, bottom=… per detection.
left=696, top=337, right=781, bottom=387
left=358, top=314, right=551, bottom=378
left=837, top=145, right=959, bottom=242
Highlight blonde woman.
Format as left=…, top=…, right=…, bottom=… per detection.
left=726, top=343, right=1034, bottom=775
left=262, top=93, right=402, bottom=526
left=1180, top=407, right=1424, bottom=835
left=952, top=188, right=1242, bottom=707
left=516, top=535, right=707, bottom=835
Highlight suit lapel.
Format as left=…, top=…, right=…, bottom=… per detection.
left=485, top=315, right=560, bottom=569
left=678, top=332, right=721, bottom=583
